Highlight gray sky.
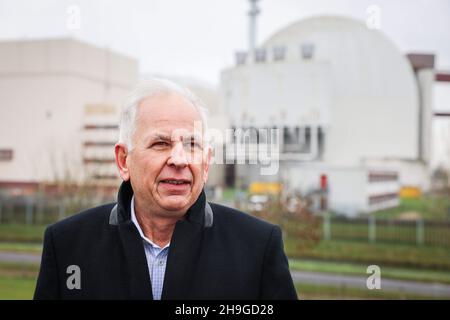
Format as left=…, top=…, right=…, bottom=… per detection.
left=0, top=0, right=449, bottom=86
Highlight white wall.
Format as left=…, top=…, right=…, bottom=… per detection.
left=431, top=82, right=450, bottom=171
left=221, top=61, right=331, bottom=128
left=0, top=39, right=137, bottom=184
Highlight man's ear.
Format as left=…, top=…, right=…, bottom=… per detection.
left=203, top=147, right=212, bottom=183
left=115, top=143, right=130, bottom=181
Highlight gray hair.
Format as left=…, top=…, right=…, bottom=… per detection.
left=119, top=78, right=209, bottom=151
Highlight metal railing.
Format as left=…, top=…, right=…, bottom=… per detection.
left=322, top=213, right=450, bottom=247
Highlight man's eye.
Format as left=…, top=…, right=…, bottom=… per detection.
left=151, top=141, right=169, bottom=148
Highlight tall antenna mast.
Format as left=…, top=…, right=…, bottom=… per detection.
left=248, top=0, right=260, bottom=52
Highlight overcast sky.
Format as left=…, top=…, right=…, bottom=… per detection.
left=0, top=0, right=449, bottom=86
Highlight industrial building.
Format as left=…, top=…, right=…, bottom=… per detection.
left=220, top=14, right=449, bottom=216
left=0, top=38, right=138, bottom=197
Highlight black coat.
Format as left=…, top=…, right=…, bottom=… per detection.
left=34, top=181, right=297, bottom=300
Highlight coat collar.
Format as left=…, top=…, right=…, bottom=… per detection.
left=110, top=180, right=213, bottom=228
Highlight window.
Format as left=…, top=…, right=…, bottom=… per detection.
left=235, top=51, right=247, bottom=65
left=254, top=48, right=267, bottom=63
left=0, top=149, right=13, bottom=161
left=273, top=46, right=286, bottom=61
left=300, top=43, right=315, bottom=60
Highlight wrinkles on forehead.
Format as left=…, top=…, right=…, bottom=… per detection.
left=137, top=93, right=203, bottom=124
left=144, top=130, right=204, bottom=145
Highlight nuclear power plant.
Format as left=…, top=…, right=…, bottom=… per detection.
left=0, top=0, right=449, bottom=217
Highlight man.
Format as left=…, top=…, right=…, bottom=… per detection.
left=34, top=79, right=297, bottom=300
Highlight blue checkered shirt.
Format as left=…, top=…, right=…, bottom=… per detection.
left=131, top=196, right=170, bottom=300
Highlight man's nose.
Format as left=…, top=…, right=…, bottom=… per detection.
left=167, top=142, right=189, bottom=168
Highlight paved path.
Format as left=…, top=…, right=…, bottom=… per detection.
left=291, top=270, right=450, bottom=298
left=1, top=252, right=450, bottom=298
left=0, top=252, right=41, bottom=264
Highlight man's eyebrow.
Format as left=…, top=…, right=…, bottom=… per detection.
left=145, top=132, right=203, bottom=142
left=155, top=134, right=171, bottom=140
left=145, top=133, right=171, bottom=142
left=148, top=133, right=170, bottom=140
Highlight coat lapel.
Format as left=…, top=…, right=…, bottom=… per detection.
left=161, top=219, right=204, bottom=299
left=161, top=190, right=208, bottom=300
left=115, top=181, right=153, bottom=299
left=118, top=221, right=153, bottom=299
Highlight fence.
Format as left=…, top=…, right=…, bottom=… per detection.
left=0, top=197, right=111, bottom=225
left=322, top=213, right=450, bottom=247
left=1, top=198, right=450, bottom=248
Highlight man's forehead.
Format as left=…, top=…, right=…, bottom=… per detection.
left=145, top=129, right=203, bottom=141
left=138, top=93, right=202, bottom=121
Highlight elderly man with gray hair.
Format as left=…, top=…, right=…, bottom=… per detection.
left=34, top=78, right=297, bottom=300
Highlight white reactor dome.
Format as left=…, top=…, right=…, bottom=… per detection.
left=262, top=15, right=418, bottom=101
left=261, top=15, right=420, bottom=163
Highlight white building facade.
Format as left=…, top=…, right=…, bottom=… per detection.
left=0, top=38, right=138, bottom=196
left=220, top=16, right=436, bottom=216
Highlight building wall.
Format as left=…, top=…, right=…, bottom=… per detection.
left=0, top=39, right=138, bottom=188
left=221, top=61, right=331, bottom=128
left=261, top=16, right=420, bottom=166
left=279, top=163, right=399, bottom=216
left=219, top=16, right=424, bottom=215
left=431, top=82, right=450, bottom=172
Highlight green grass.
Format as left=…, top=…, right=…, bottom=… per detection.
left=0, top=276, right=37, bottom=300
left=289, top=259, right=450, bottom=284
left=0, top=260, right=446, bottom=300
left=0, top=242, right=42, bottom=254
left=373, top=195, right=450, bottom=221
left=0, top=262, right=39, bottom=300
left=295, top=282, right=447, bottom=300
left=222, top=188, right=237, bottom=202
left=285, top=239, right=450, bottom=271
left=0, top=224, right=46, bottom=243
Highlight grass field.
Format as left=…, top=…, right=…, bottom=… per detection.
left=0, top=260, right=444, bottom=300
left=3, top=232, right=450, bottom=272
left=0, top=262, right=38, bottom=300
left=327, top=220, right=450, bottom=247
left=0, top=242, right=42, bottom=254
left=0, top=276, right=37, bottom=300
left=1, top=220, right=450, bottom=270
left=1, top=277, right=441, bottom=300
left=295, top=283, right=443, bottom=300
left=285, top=239, right=450, bottom=270
left=0, top=224, right=46, bottom=243
left=373, top=195, right=450, bottom=221
left=0, top=195, right=449, bottom=301
left=289, top=259, right=450, bottom=284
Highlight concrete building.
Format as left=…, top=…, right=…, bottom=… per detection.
left=0, top=38, right=138, bottom=196
left=432, top=73, right=450, bottom=184
left=220, top=16, right=438, bottom=216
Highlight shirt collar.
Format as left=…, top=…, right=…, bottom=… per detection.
left=131, top=195, right=170, bottom=250
left=115, top=180, right=207, bottom=227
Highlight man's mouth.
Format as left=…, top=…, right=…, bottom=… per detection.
left=160, top=179, right=191, bottom=185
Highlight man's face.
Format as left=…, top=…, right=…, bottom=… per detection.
left=120, top=93, right=210, bottom=217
